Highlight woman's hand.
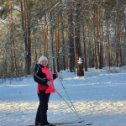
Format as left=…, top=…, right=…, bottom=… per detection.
left=47, top=81, right=52, bottom=86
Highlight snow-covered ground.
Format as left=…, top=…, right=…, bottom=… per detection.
left=0, top=67, right=126, bottom=126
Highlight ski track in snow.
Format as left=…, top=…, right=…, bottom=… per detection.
left=0, top=67, right=126, bottom=126
left=0, top=100, right=126, bottom=126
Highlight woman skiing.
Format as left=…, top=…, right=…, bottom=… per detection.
left=33, top=56, right=57, bottom=126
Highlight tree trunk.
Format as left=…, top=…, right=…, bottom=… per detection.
left=97, top=6, right=103, bottom=69
left=74, top=0, right=84, bottom=76
left=9, top=3, right=18, bottom=76
left=106, top=16, right=111, bottom=68
left=46, top=12, right=56, bottom=73
left=115, top=0, right=122, bottom=67
left=55, top=15, right=60, bottom=72
left=21, top=0, right=31, bottom=74
left=43, top=16, right=48, bottom=56
left=67, top=2, right=75, bottom=72
left=82, top=21, right=87, bottom=71
left=60, top=11, right=66, bottom=70
left=93, top=5, right=99, bottom=69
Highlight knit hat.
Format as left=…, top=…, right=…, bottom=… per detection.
left=38, top=56, right=48, bottom=63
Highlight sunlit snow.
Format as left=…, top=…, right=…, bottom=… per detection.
left=0, top=67, right=126, bottom=126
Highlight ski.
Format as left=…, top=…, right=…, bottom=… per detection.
left=28, top=121, right=92, bottom=126
left=53, top=121, right=92, bottom=126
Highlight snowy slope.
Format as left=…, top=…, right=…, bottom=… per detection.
left=0, top=67, right=126, bottom=126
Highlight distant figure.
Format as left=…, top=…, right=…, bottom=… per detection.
left=33, top=56, right=57, bottom=126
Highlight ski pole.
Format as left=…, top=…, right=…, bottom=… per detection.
left=55, top=89, right=75, bottom=113
left=58, top=76, right=82, bottom=121
left=56, top=89, right=86, bottom=124
left=55, top=89, right=84, bottom=123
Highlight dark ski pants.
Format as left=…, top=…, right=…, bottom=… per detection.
left=35, top=90, right=50, bottom=125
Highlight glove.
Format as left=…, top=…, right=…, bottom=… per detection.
left=47, top=81, right=52, bottom=86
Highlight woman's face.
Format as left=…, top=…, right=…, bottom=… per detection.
left=41, top=60, right=48, bottom=66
